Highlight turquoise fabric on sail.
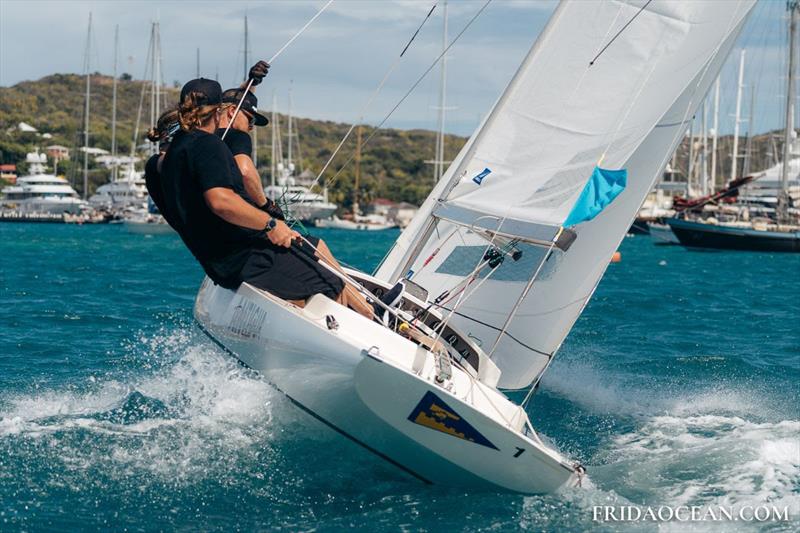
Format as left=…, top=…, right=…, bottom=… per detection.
left=563, top=166, right=627, bottom=227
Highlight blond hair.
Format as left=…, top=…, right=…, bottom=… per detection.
left=177, top=92, right=219, bottom=131
left=146, top=107, right=180, bottom=142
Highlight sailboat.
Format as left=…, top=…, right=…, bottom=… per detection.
left=315, top=125, right=397, bottom=231
left=195, top=1, right=755, bottom=492
left=265, top=91, right=338, bottom=224
left=122, top=21, right=175, bottom=235
left=90, top=26, right=149, bottom=212
left=668, top=1, right=800, bottom=252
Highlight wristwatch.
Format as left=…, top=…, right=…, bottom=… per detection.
left=264, top=217, right=277, bottom=233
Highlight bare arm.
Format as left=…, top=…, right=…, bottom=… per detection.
left=204, top=187, right=297, bottom=247
left=234, top=154, right=268, bottom=207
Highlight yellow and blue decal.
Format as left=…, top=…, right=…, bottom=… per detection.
left=408, top=391, right=498, bottom=450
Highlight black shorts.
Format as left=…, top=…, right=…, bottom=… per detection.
left=239, top=236, right=344, bottom=301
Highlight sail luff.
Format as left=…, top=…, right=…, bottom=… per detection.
left=380, top=0, right=756, bottom=390
left=377, top=2, right=570, bottom=282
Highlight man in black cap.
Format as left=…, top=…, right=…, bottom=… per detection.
left=216, top=62, right=372, bottom=311
left=153, top=75, right=373, bottom=319
left=217, top=86, right=276, bottom=215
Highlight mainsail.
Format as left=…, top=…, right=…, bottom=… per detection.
left=376, top=0, right=756, bottom=389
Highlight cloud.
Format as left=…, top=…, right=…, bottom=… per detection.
left=0, top=0, right=791, bottom=136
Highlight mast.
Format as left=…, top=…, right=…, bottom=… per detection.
left=148, top=23, right=156, bottom=155
left=354, top=125, right=363, bottom=216
left=154, top=22, right=161, bottom=149
left=731, top=49, right=745, bottom=183
left=287, top=87, right=293, bottom=174
left=780, top=0, right=799, bottom=222
left=687, top=122, right=695, bottom=193
left=82, top=13, right=92, bottom=200
left=271, top=92, right=278, bottom=186
left=111, top=25, right=119, bottom=182
left=743, top=83, right=755, bottom=177
left=244, top=15, right=249, bottom=80
left=196, top=47, right=200, bottom=78
left=711, top=77, right=720, bottom=191
left=433, top=0, right=449, bottom=183
left=701, top=100, right=709, bottom=195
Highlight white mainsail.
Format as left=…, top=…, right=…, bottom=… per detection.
left=376, top=0, right=755, bottom=389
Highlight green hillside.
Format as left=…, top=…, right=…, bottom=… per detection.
left=1, top=74, right=787, bottom=206
left=0, top=74, right=465, bottom=207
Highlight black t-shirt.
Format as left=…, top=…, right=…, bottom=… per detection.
left=144, top=154, right=165, bottom=214
left=157, top=130, right=263, bottom=288
left=216, top=128, right=252, bottom=158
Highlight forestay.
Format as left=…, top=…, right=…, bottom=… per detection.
left=376, top=0, right=756, bottom=389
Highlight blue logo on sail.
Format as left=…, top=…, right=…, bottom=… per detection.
left=564, top=166, right=627, bottom=227
left=472, top=168, right=491, bottom=185
left=408, top=391, right=498, bottom=449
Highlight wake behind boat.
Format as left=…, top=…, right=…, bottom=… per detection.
left=194, top=0, right=755, bottom=492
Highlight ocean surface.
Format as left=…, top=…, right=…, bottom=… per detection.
left=0, top=223, right=797, bottom=532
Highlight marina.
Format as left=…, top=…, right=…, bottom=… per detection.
left=1, top=0, right=798, bottom=530
left=1, top=223, right=796, bottom=530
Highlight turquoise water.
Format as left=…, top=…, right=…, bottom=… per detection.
left=0, top=223, right=797, bottom=531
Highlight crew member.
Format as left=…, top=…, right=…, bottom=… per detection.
left=152, top=78, right=373, bottom=317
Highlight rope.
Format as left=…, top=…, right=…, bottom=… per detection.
left=304, top=3, right=441, bottom=195
left=313, top=0, right=493, bottom=193
left=588, top=0, right=653, bottom=66
left=222, top=0, right=334, bottom=142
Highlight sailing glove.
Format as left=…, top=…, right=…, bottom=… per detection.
left=259, top=198, right=285, bottom=221
left=249, top=61, right=270, bottom=85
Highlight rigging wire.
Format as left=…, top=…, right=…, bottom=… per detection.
left=311, top=0, right=493, bottom=194
left=588, top=0, right=653, bottom=66
left=222, top=0, right=334, bottom=141
left=299, top=2, right=441, bottom=203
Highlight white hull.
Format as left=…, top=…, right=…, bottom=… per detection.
left=194, top=276, right=580, bottom=493
left=288, top=204, right=337, bottom=223
left=3, top=198, right=87, bottom=215
left=315, top=216, right=396, bottom=231
left=648, top=222, right=679, bottom=245
left=123, top=218, right=175, bottom=235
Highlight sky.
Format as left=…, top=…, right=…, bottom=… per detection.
left=0, top=0, right=794, bottom=137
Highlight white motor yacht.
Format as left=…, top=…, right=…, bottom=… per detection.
left=1, top=152, right=87, bottom=214
left=89, top=166, right=148, bottom=210
left=265, top=177, right=337, bottom=224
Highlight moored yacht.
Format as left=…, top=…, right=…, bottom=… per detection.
left=265, top=176, right=337, bottom=225
left=88, top=166, right=148, bottom=210
left=1, top=152, right=87, bottom=214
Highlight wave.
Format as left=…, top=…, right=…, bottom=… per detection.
left=540, top=359, right=800, bottom=523
left=0, top=329, right=304, bottom=485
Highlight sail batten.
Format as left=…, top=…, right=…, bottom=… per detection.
left=378, top=0, right=756, bottom=389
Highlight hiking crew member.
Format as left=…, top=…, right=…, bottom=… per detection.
left=151, top=77, right=372, bottom=317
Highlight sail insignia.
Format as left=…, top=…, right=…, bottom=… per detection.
left=408, top=391, right=498, bottom=450
left=563, top=167, right=627, bottom=227
left=472, top=167, right=492, bottom=185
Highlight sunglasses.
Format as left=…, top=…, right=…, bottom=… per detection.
left=241, top=110, right=256, bottom=127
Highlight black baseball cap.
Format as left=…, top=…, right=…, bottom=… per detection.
left=221, top=88, right=269, bottom=126
left=180, top=78, right=222, bottom=106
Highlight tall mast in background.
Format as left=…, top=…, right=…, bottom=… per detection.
left=154, top=22, right=162, bottom=148
left=731, top=49, right=745, bottom=183
left=743, top=83, right=756, bottom=177
left=111, top=25, right=119, bottom=182
left=82, top=13, right=92, bottom=200
left=271, top=92, right=278, bottom=187
left=287, top=86, right=293, bottom=175
left=244, top=15, right=249, bottom=80
left=433, top=0, right=449, bottom=183
left=701, top=101, right=708, bottom=195
left=711, top=77, right=720, bottom=191
left=779, top=0, right=799, bottom=222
